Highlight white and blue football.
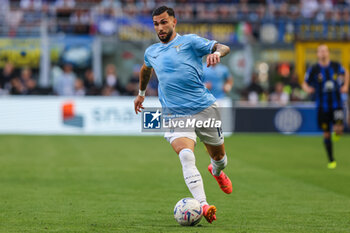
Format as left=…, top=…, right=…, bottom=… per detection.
left=174, top=198, right=203, bottom=226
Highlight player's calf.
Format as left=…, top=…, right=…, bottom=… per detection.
left=179, top=148, right=208, bottom=206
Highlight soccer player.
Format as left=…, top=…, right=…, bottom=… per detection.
left=134, top=6, right=232, bottom=223
left=202, top=63, right=233, bottom=102
left=302, top=44, right=349, bottom=169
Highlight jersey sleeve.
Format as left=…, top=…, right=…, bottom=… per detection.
left=304, top=67, right=313, bottom=85
left=144, top=50, right=152, bottom=68
left=190, top=34, right=217, bottom=57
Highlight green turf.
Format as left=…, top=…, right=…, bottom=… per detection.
left=0, top=134, right=350, bottom=233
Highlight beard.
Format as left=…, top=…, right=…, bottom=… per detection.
left=158, top=29, right=173, bottom=43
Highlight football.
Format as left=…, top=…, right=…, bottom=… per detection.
left=173, top=198, right=203, bottom=226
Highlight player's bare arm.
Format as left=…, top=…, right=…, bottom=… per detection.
left=206, top=43, right=230, bottom=67
left=302, top=81, right=315, bottom=94
left=134, top=64, right=153, bottom=114
left=340, top=69, right=349, bottom=93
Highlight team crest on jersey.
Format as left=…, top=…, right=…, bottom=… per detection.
left=333, top=74, right=337, bottom=80
left=318, top=73, right=323, bottom=82
left=173, top=44, right=183, bottom=52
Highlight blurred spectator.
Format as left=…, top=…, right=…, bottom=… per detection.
left=202, top=63, right=233, bottom=100
left=74, top=78, right=86, bottom=96
left=123, top=3, right=137, bottom=17
left=285, top=73, right=306, bottom=101
left=318, top=0, right=333, bottom=12
left=53, top=63, right=76, bottom=96
left=10, top=77, right=26, bottom=95
left=0, top=62, right=16, bottom=92
left=55, top=0, right=76, bottom=32
left=95, top=7, right=117, bottom=36
left=269, top=82, right=289, bottom=105
left=0, top=0, right=9, bottom=15
left=55, top=0, right=75, bottom=8
left=84, top=69, right=100, bottom=95
left=101, top=64, right=124, bottom=96
left=70, top=9, right=91, bottom=34
left=20, top=67, right=39, bottom=94
left=125, top=64, right=140, bottom=96
left=20, top=0, right=43, bottom=11
left=343, top=9, right=350, bottom=21
left=20, top=67, right=33, bottom=83
left=301, top=0, right=319, bottom=18
left=100, top=0, right=122, bottom=10
left=218, top=4, right=231, bottom=19
left=245, top=73, right=265, bottom=104
left=25, top=78, right=39, bottom=95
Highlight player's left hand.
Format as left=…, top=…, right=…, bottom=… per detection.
left=205, top=82, right=212, bottom=90
left=223, top=83, right=232, bottom=93
left=340, top=85, right=348, bottom=93
left=207, top=53, right=220, bottom=67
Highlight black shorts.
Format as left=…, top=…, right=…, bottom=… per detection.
left=317, top=108, right=344, bottom=132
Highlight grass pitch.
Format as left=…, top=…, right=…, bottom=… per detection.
left=0, top=134, right=349, bottom=233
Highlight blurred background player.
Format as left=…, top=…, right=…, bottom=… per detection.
left=202, top=62, right=233, bottom=105
left=134, top=6, right=232, bottom=224
left=302, top=44, right=349, bottom=169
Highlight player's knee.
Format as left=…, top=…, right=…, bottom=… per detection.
left=172, top=139, right=195, bottom=154
left=179, top=149, right=196, bottom=167
left=323, top=132, right=331, bottom=139
left=174, top=145, right=189, bottom=155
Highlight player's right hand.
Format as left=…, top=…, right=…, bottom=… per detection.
left=134, top=95, right=145, bottom=114
left=303, top=85, right=315, bottom=94
left=306, top=86, right=315, bottom=94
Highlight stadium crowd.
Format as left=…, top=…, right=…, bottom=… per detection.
left=0, top=62, right=160, bottom=97
left=1, top=0, right=350, bottom=36
left=0, top=0, right=348, bottom=105
left=0, top=60, right=310, bottom=106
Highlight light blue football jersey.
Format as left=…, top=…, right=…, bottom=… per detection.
left=144, top=33, right=217, bottom=115
left=202, top=63, right=231, bottom=99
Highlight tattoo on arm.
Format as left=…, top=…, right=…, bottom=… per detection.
left=139, top=64, right=153, bottom=91
left=212, top=43, right=230, bottom=57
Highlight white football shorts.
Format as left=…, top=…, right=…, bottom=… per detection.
left=164, top=102, right=224, bottom=146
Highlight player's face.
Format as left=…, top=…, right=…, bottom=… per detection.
left=153, top=12, right=177, bottom=43
left=317, top=45, right=330, bottom=62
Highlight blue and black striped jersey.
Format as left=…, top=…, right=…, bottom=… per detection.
left=305, top=61, right=345, bottom=112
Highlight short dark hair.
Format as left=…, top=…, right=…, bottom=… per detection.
left=152, top=6, right=175, bottom=18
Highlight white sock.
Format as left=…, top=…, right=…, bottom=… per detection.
left=211, top=154, right=227, bottom=176
left=179, top=149, right=208, bottom=206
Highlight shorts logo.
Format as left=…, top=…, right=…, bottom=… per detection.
left=143, top=109, right=161, bottom=129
